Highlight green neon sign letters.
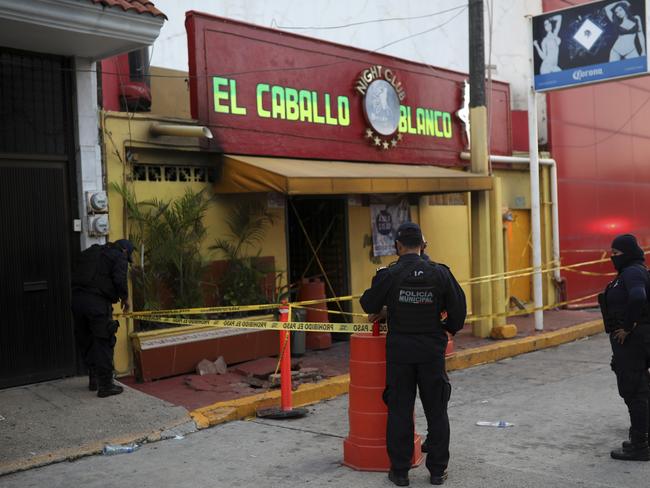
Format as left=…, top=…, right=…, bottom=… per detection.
left=212, top=76, right=452, bottom=140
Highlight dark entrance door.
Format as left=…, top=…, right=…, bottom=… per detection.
left=0, top=49, right=78, bottom=388
left=287, top=197, right=350, bottom=322
left=0, top=162, right=76, bottom=387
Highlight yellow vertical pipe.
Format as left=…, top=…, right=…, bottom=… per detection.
left=470, top=106, right=493, bottom=337
left=490, top=176, right=506, bottom=326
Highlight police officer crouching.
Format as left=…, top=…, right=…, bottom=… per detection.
left=71, top=239, right=133, bottom=398
left=360, top=222, right=467, bottom=486
left=599, top=234, right=650, bottom=461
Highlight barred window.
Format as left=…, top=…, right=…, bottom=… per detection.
left=133, top=164, right=216, bottom=183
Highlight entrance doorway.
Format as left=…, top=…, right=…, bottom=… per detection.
left=507, top=209, right=532, bottom=303
left=287, top=197, right=350, bottom=321
left=0, top=49, right=78, bottom=388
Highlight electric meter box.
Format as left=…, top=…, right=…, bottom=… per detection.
left=86, top=191, right=108, bottom=213
left=88, top=214, right=109, bottom=236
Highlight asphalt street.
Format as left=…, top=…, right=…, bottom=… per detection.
left=2, top=333, right=648, bottom=488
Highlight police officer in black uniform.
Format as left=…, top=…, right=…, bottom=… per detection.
left=71, top=239, right=133, bottom=398
left=360, top=222, right=467, bottom=486
left=599, top=233, right=650, bottom=461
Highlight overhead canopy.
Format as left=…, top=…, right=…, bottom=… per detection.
left=0, top=0, right=165, bottom=60
left=216, top=155, right=493, bottom=195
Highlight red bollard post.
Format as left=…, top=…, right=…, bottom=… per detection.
left=256, top=300, right=308, bottom=419
left=279, top=301, right=292, bottom=411
left=445, top=331, right=455, bottom=356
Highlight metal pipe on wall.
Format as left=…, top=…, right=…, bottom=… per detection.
left=460, top=152, right=561, bottom=287
left=527, top=13, right=543, bottom=331
left=149, top=123, right=213, bottom=139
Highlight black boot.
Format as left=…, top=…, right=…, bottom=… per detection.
left=611, top=431, right=650, bottom=461
left=430, top=470, right=448, bottom=485
left=622, top=427, right=633, bottom=450
left=388, top=469, right=409, bottom=487
left=97, top=374, right=123, bottom=398
left=88, top=368, right=98, bottom=391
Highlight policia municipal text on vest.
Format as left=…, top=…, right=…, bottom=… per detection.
left=360, top=222, right=467, bottom=486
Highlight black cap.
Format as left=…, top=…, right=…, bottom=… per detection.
left=395, top=222, right=423, bottom=247
left=114, top=239, right=135, bottom=263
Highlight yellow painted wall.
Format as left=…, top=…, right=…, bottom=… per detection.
left=494, top=169, right=530, bottom=210
left=418, top=198, right=472, bottom=312
left=149, top=67, right=191, bottom=119
left=348, top=201, right=472, bottom=316
left=102, top=111, right=287, bottom=375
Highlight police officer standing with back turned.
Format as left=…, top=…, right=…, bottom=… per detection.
left=71, top=239, right=133, bottom=398
left=599, top=233, right=650, bottom=461
left=360, top=222, right=466, bottom=486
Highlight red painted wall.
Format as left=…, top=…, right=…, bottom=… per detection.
left=186, top=12, right=512, bottom=166
left=544, top=0, right=650, bottom=300
left=511, top=110, right=529, bottom=152
left=101, top=55, right=129, bottom=111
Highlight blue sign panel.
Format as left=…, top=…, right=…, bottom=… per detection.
left=533, top=0, right=649, bottom=92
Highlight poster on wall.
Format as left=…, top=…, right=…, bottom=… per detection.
left=370, top=199, right=410, bottom=257
left=533, top=0, right=649, bottom=91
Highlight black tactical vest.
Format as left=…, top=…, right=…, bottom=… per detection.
left=71, top=244, right=119, bottom=301
left=387, top=257, right=443, bottom=334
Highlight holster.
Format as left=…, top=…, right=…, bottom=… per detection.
left=598, top=293, right=624, bottom=333
left=107, top=320, right=120, bottom=336
left=598, top=293, right=612, bottom=333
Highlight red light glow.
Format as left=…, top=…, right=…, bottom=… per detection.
left=587, top=217, right=633, bottom=235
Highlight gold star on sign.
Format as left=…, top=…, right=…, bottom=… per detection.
left=382, top=141, right=389, bottom=150
left=365, top=128, right=374, bottom=139
left=373, top=136, right=381, bottom=146
left=391, top=138, right=398, bottom=147
left=397, top=133, right=403, bottom=141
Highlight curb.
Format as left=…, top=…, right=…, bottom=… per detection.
left=190, top=375, right=350, bottom=428
left=446, top=319, right=604, bottom=371
left=189, top=319, right=605, bottom=429
left=0, top=412, right=194, bottom=477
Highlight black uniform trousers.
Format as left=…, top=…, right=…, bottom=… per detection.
left=383, top=361, right=451, bottom=476
left=72, top=291, right=117, bottom=380
left=610, top=323, right=650, bottom=435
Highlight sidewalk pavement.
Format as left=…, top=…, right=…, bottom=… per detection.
left=0, top=376, right=195, bottom=476
left=0, top=309, right=603, bottom=476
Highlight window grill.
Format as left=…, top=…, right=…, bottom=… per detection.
left=133, top=164, right=216, bottom=183
left=0, top=49, right=72, bottom=155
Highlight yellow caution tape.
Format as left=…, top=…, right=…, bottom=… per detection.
left=563, top=269, right=616, bottom=277
left=121, top=253, right=629, bottom=319
left=137, top=315, right=386, bottom=334
left=292, top=304, right=368, bottom=317
left=120, top=294, right=362, bottom=318
left=121, top=302, right=280, bottom=318
left=465, top=291, right=600, bottom=323
left=133, top=289, right=601, bottom=336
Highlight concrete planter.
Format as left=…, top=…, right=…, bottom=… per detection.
left=131, top=317, right=279, bottom=382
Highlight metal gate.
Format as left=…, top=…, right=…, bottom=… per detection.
left=0, top=49, right=78, bottom=388
left=288, top=197, right=351, bottom=321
